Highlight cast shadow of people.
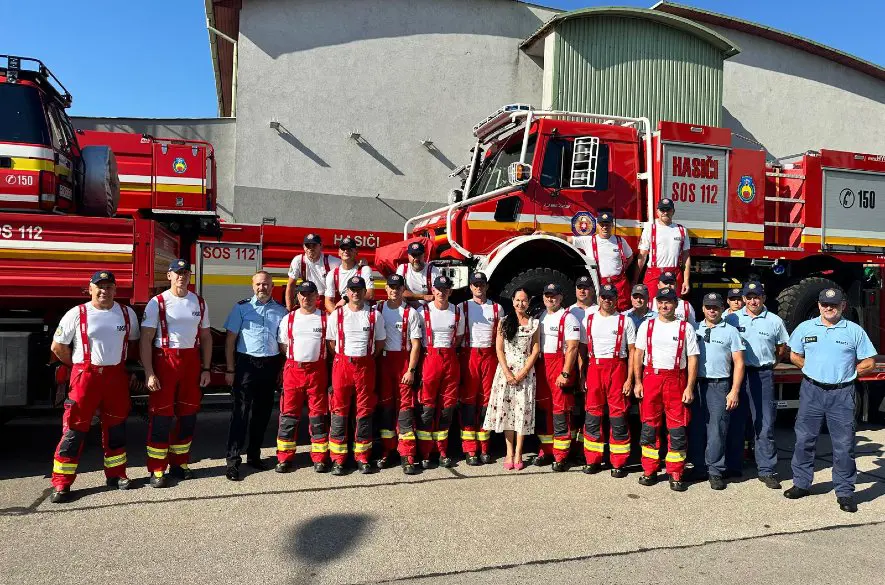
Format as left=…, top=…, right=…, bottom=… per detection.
left=285, top=513, right=374, bottom=585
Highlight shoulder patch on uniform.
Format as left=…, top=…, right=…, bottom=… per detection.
left=55, top=326, right=63, bottom=336
left=237, top=298, right=250, bottom=305
left=804, top=336, right=818, bottom=343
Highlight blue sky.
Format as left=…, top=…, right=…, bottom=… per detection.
left=7, top=0, right=884, bottom=119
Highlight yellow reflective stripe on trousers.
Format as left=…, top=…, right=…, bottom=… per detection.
left=399, top=432, right=416, bottom=441
left=582, top=437, right=604, bottom=452
left=432, top=430, right=449, bottom=441
left=147, top=446, right=169, bottom=459
left=641, top=446, right=660, bottom=460
left=460, top=430, right=477, bottom=440
left=609, top=443, right=631, bottom=454
left=665, top=450, right=686, bottom=463
left=311, top=442, right=329, bottom=453
left=53, top=460, right=78, bottom=474
left=537, top=434, right=554, bottom=444
left=553, top=438, right=571, bottom=450
left=329, top=442, right=348, bottom=454
left=379, top=429, right=396, bottom=439
left=277, top=439, right=296, bottom=451
left=415, top=430, right=433, bottom=441
left=168, top=442, right=192, bottom=455
left=103, top=453, right=127, bottom=467
left=477, top=430, right=491, bottom=441
left=353, top=441, right=372, bottom=453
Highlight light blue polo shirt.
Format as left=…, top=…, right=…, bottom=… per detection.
left=223, top=295, right=288, bottom=357
left=623, top=307, right=654, bottom=331
left=789, top=317, right=877, bottom=384
left=695, top=319, right=744, bottom=378
left=734, top=307, right=789, bottom=367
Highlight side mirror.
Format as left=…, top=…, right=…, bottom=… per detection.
left=448, top=189, right=463, bottom=204
left=508, top=162, right=532, bottom=186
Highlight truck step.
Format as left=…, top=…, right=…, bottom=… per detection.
left=765, top=197, right=806, bottom=204
left=764, top=245, right=805, bottom=251
left=766, top=172, right=806, bottom=180
left=764, top=221, right=805, bottom=228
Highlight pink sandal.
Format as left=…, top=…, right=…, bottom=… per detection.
left=514, top=461, right=526, bottom=471
left=503, top=459, right=514, bottom=470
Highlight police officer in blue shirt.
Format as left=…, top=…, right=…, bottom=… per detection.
left=223, top=270, right=289, bottom=480
left=784, top=287, right=877, bottom=513
left=623, top=284, right=654, bottom=330
left=726, top=281, right=789, bottom=488
left=688, top=293, right=745, bottom=489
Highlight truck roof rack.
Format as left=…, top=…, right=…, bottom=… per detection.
left=0, top=55, right=73, bottom=107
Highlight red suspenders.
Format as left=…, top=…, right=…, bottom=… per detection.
left=333, top=266, right=341, bottom=301
left=155, top=293, right=205, bottom=349
left=555, top=311, right=568, bottom=353
left=336, top=306, right=376, bottom=357
left=120, top=304, right=131, bottom=361
left=380, top=302, right=411, bottom=351
left=423, top=304, right=460, bottom=348
left=300, top=254, right=332, bottom=285
left=462, top=301, right=498, bottom=348
left=650, top=222, right=686, bottom=268
left=591, top=235, right=627, bottom=281
left=78, top=303, right=130, bottom=366
left=585, top=314, right=625, bottom=359
left=586, top=313, right=594, bottom=359
left=287, top=311, right=327, bottom=361
left=646, top=319, right=687, bottom=370
left=399, top=264, right=432, bottom=294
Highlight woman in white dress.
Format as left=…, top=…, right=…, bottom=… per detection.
left=483, top=289, right=540, bottom=470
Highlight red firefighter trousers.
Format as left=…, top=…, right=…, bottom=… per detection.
left=536, top=353, right=574, bottom=463
left=459, top=347, right=497, bottom=456
left=640, top=367, right=690, bottom=479
left=147, top=348, right=201, bottom=473
left=583, top=358, right=631, bottom=468
left=418, top=348, right=460, bottom=460
left=330, top=355, right=376, bottom=464
left=278, top=360, right=329, bottom=464
left=52, top=364, right=129, bottom=489
left=377, top=350, right=418, bottom=461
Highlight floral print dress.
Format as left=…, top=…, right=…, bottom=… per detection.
left=482, top=318, right=537, bottom=435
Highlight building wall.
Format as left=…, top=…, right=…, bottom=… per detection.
left=232, top=0, right=557, bottom=231
left=71, top=117, right=237, bottom=221
left=711, top=26, right=885, bottom=160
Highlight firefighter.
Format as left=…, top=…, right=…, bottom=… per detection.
left=653, top=271, right=696, bottom=325
left=726, top=281, right=789, bottom=489
left=285, top=233, right=341, bottom=311
left=633, top=287, right=699, bottom=491
left=222, top=271, right=287, bottom=481
left=140, top=259, right=212, bottom=488
left=567, top=275, right=597, bottom=458
left=567, top=275, right=598, bottom=324
left=573, top=211, right=634, bottom=312
left=376, top=273, right=423, bottom=475
left=725, top=287, right=745, bottom=319
left=623, top=284, right=653, bottom=330
left=688, top=293, right=745, bottom=490
left=48, top=271, right=140, bottom=503
left=535, top=282, right=581, bottom=471
left=398, top=241, right=440, bottom=305
left=417, top=275, right=465, bottom=468
left=785, top=287, right=876, bottom=513
left=459, top=272, right=503, bottom=465
left=580, top=283, right=636, bottom=477
left=276, top=281, right=332, bottom=474
left=324, top=237, right=374, bottom=313
left=326, top=276, right=386, bottom=475
left=637, top=198, right=690, bottom=296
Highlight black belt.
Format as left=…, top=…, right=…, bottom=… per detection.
left=237, top=353, right=282, bottom=367
left=803, top=375, right=854, bottom=391
left=747, top=364, right=774, bottom=371
left=699, top=376, right=729, bottom=382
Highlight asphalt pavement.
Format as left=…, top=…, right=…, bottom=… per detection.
left=2, top=409, right=884, bottom=585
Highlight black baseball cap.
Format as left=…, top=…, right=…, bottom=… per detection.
left=599, top=284, right=618, bottom=299
left=657, top=198, right=675, bottom=211
left=469, top=272, right=488, bottom=285
left=91, top=270, right=116, bottom=284
left=297, top=280, right=318, bottom=294
left=597, top=210, right=614, bottom=224
left=819, top=287, right=845, bottom=304
left=433, top=275, right=453, bottom=289
left=386, top=273, right=405, bottom=288
left=631, top=284, right=649, bottom=298
left=407, top=242, right=425, bottom=256
left=656, top=288, right=677, bottom=301
left=742, top=281, right=765, bottom=296
left=575, top=275, right=593, bottom=289
left=658, top=271, right=677, bottom=285
left=727, top=287, right=743, bottom=299
left=303, top=233, right=322, bottom=245
left=168, top=258, right=190, bottom=272
left=702, top=292, right=725, bottom=308
left=346, top=276, right=366, bottom=290
left=544, top=283, right=563, bottom=295
left=338, top=237, right=357, bottom=250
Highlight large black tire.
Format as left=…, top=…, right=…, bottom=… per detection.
left=500, top=267, right=575, bottom=316
left=775, top=276, right=839, bottom=333
left=79, top=145, right=120, bottom=217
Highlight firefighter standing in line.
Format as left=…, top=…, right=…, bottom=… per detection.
left=376, top=273, right=423, bottom=475
left=276, top=281, right=332, bottom=474
left=573, top=211, right=634, bottom=312
left=326, top=276, right=386, bottom=475
left=567, top=275, right=598, bottom=454
left=535, top=282, right=581, bottom=471
left=726, top=281, right=789, bottom=489
left=688, top=293, right=745, bottom=490
left=784, top=287, right=876, bottom=513
left=417, top=275, right=465, bottom=468
left=636, top=198, right=690, bottom=296
left=140, top=259, right=212, bottom=488
left=48, top=271, right=140, bottom=503
left=653, top=271, right=697, bottom=325
left=724, top=285, right=752, bottom=464
left=285, top=233, right=341, bottom=311
left=633, top=287, right=699, bottom=491
left=398, top=241, right=440, bottom=305
left=580, top=283, right=636, bottom=477
left=725, top=287, right=745, bottom=320
left=567, top=275, right=599, bottom=324
left=325, top=237, right=374, bottom=313
left=222, top=271, right=287, bottom=481
left=459, top=272, right=503, bottom=465
left=623, top=284, right=653, bottom=330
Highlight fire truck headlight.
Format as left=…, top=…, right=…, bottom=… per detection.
left=508, top=162, right=532, bottom=186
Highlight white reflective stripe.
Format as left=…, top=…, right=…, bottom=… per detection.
left=804, top=227, right=821, bottom=236
left=825, top=228, right=885, bottom=239
left=119, top=174, right=205, bottom=186
left=0, top=239, right=133, bottom=253
left=0, top=194, right=39, bottom=202
left=466, top=211, right=572, bottom=225
left=0, top=144, right=55, bottom=159
left=679, top=220, right=762, bottom=233
left=118, top=174, right=151, bottom=184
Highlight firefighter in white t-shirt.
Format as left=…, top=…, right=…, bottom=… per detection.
left=633, top=287, right=700, bottom=492
left=417, top=275, right=465, bottom=468
left=324, top=237, right=375, bottom=313
left=285, top=233, right=341, bottom=311
left=567, top=275, right=598, bottom=450
left=652, top=271, right=697, bottom=325
left=376, top=273, right=423, bottom=475
left=140, top=259, right=212, bottom=488
left=48, top=271, right=140, bottom=503
left=580, top=283, right=636, bottom=477
left=326, top=276, right=386, bottom=475
left=397, top=241, right=440, bottom=306
left=572, top=211, right=634, bottom=312
left=276, top=280, right=331, bottom=474
left=637, top=198, right=691, bottom=296
left=459, top=272, right=503, bottom=465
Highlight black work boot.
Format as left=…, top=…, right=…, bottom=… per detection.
left=357, top=462, right=373, bottom=474
left=758, top=474, right=781, bottom=489
left=49, top=487, right=71, bottom=504
left=610, top=467, right=628, bottom=478
left=149, top=472, right=168, bottom=488
left=465, top=455, right=481, bottom=466
left=106, top=477, right=132, bottom=490
left=225, top=466, right=241, bottom=482
left=837, top=496, right=858, bottom=513
left=638, top=473, right=657, bottom=486
left=314, top=461, right=329, bottom=474
left=169, top=465, right=194, bottom=480
left=709, top=475, right=726, bottom=490
left=331, top=462, right=345, bottom=476
left=480, top=452, right=494, bottom=464
left=783, top=486, right=811, bottom=500
left=275, top=461, right=293, bottom=474
left=582, top=463, right=602, bottom=475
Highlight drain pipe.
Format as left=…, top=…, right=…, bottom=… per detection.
left=206, top=21, right=238, bottom=117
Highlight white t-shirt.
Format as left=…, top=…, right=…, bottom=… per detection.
left=568, top=303, right=598, bottom=328
left=421, top=303, right=466, bottom=349
left=287, top=253, right=341, bottom=296
left=652, top=298, right=697, bottom=326
left=638, top=221, right=690, bottom=268
left=278, top=310, right=326, bottom=363
left=54, top=302, right=141, bottom=366
left=635, top=318, right=700, bottom=370
left=396, top=262, right=441, bottom=297
left=580, top=312, right=636, bottom=359
left=324, top=264, right=374, bottom=300
left=378, top=302, right=423, bottom=352
left=142, top=290, right=210, bottom=349
left=573, top=234, right=634, bottom=278
left=462, top=299, right=502, bottom=349
left=539, top=308, right=582, bottom=355
left=326, top=305, right=386, bottom=357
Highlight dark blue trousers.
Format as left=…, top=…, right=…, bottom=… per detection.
left=726, top=368, right=778, bottom=476
left=688, top=378, right=732, bottom=477
left=791, top=379, right=857, bottom=497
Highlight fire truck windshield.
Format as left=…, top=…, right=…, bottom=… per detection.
left=468, top=134, right=537, bottom=199
left=0, top=84, right=51, bottom=145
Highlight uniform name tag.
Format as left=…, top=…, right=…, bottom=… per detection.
left=738, top=326, right=746, bottom=332
left=804, top=336, right=817, bottom=343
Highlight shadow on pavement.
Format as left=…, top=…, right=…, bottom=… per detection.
left=285, top=513, right=374, bottom=585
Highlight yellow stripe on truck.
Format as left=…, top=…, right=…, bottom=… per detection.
left=8, top=158, right=54, bottom=172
